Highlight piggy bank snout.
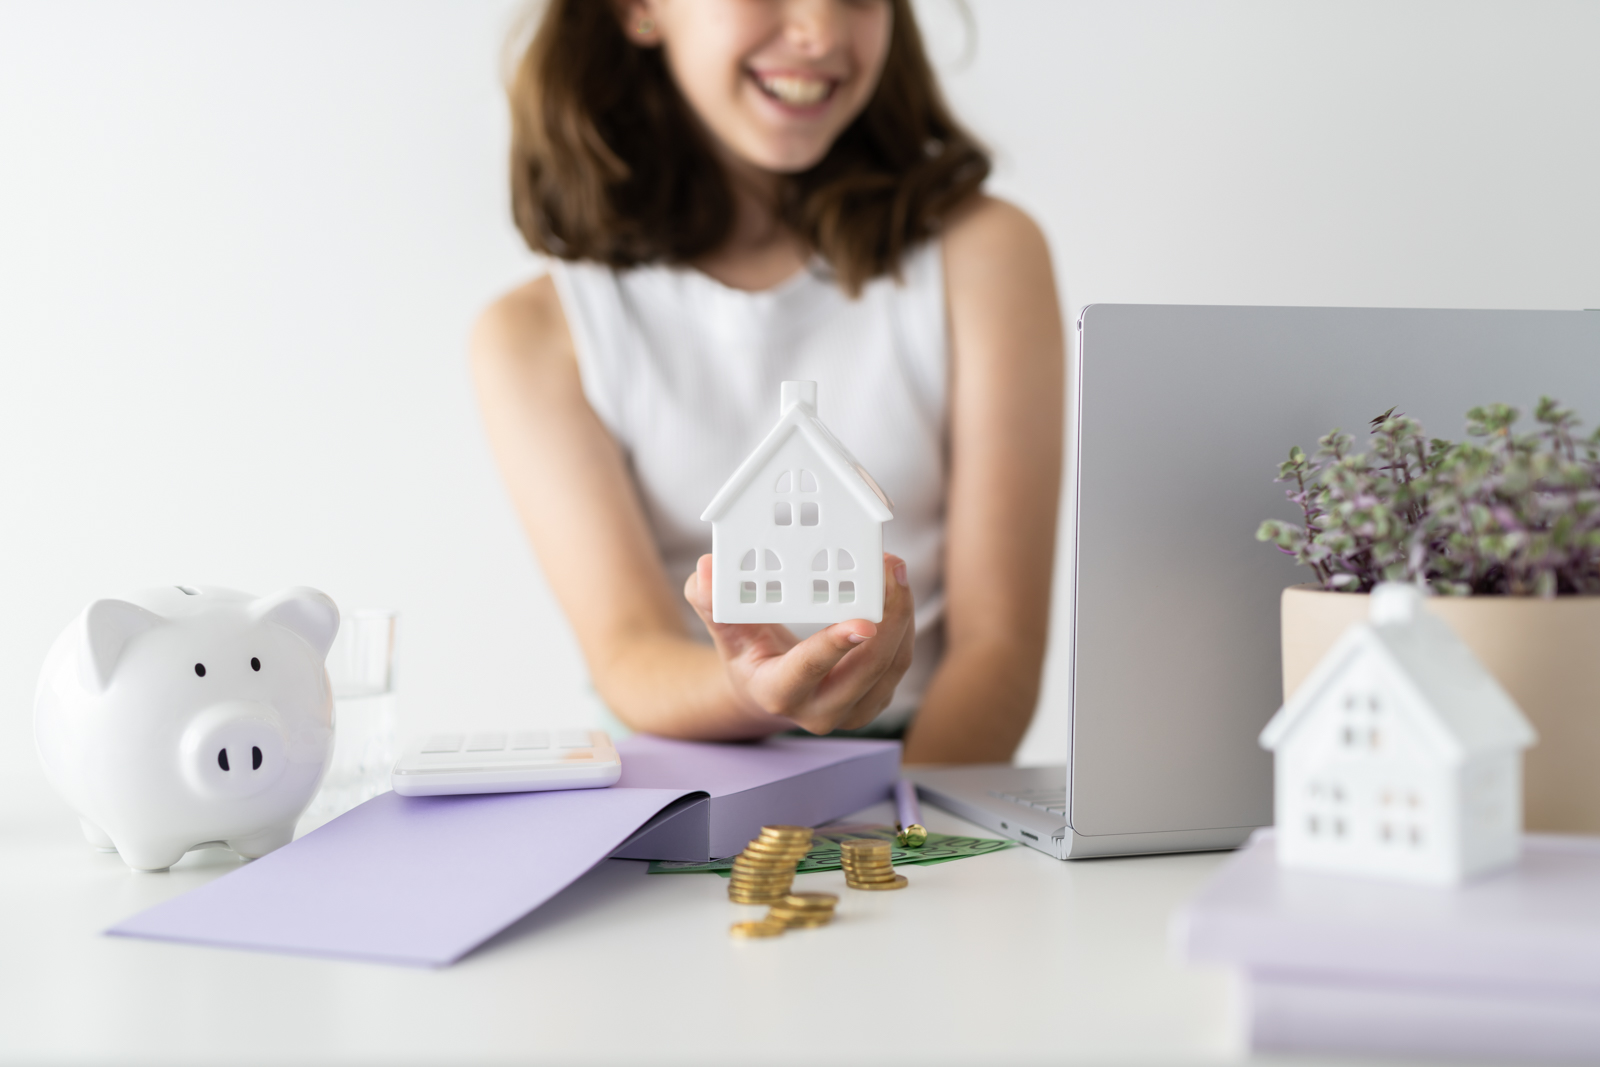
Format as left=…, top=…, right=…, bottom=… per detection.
left=178, top=702, right=290, bottom=800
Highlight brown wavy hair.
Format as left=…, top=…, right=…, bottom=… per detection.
left=507, top=0, right=989, bottom=295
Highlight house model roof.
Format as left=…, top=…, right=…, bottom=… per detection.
left=1260, top=584, right=1536, bottom=763
left=700, top=381, right=895, bottom=524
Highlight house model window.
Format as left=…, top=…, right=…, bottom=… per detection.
left=700, top=381, right=894, bottom=624
left=1259, top=583, right=1536, bottom=885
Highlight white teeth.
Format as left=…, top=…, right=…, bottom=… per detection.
left=756, top=74, right=831, bottom=106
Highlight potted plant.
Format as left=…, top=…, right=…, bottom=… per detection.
left=1258, top=399, right=1600, bottom=833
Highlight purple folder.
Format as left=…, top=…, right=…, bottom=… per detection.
left=612, top=734, right=900, bottom=860
left=1175, top=829, right=1600, bottom=1060
left=108, top=735, right=898, bottom=967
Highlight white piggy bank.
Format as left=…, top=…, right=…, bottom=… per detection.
left=35, top=585, right=338, bottom=871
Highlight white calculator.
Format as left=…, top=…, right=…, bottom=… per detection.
left=390, top=728, right=622, bottom=797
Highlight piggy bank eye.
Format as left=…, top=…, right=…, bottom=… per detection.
left=250, top=657, right=261, bottom=672
left=194, top=663, right=206, bottom=678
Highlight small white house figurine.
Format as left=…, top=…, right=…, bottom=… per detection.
left=1259, top=582, right=1536, bottom=884
left=701, top=381, right=893, bottom=624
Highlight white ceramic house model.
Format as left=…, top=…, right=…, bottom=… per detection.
left=701, top=381, right=894, bottom=624
left=1259, top=583, right=1536, bottom=885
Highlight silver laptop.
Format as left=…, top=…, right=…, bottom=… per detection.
left=912, top=304, right=1600, bottom=859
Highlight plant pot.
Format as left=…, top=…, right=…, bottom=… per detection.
left=1281, top=584, right=1600, bottom=834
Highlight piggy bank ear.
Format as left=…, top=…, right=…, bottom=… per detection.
left=78, top=599, right=163, bottom=692
left=253, top=587, right=340, bottom=659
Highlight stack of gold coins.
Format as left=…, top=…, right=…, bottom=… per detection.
left=767, top=891, right=838, bottom=929
left=840, top=838, right=908, bottom=890
left=727, top=825, right=813, bottom=904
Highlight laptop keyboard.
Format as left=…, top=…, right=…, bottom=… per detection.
left=990, top=788, right=1067, bottom=817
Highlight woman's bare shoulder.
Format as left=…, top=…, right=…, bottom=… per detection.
left=470, top=272, right=575, bottom=379
left=940, top=194, right=1051, bottom=267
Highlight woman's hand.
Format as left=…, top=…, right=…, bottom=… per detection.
left=684, top=553, right=915, bottom=735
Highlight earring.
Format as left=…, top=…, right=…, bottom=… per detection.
left=636, top=16, right=655, bottom=36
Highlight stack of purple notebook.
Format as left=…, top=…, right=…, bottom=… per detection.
left=1174, top=828, right=1600, bottom=1061
left=109, top=734, right=898, bottom=967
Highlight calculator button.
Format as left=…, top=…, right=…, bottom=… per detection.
left=421, top=733, right=464, bottom=754
left=556, top=729, right=592, bottom=749
left=465, top=732, right=507, bottom=752
left=511, top=731, right=551, bottom=750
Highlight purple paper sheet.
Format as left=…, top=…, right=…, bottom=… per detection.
left=107, top=736, right=898, bottom=967
left=108, top=786, right=691, bottom=967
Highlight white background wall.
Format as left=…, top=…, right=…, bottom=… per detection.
left=2, top=1, right=1596, bottom=822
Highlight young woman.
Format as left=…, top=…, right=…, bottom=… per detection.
left=472, top=0, right=1062, bottom=764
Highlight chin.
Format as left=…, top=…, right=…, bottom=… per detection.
left=742, top=139, right=835, bottom=176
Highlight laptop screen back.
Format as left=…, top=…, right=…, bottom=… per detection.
left=1070, top=305, right=1600, bottom=837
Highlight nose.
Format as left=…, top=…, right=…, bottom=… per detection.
left=781, top=0, right=841, bottom=56
left=180, top=701, right=289, bottom=800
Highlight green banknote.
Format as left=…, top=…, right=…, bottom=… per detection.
left=647, top=824, right=1016, bottom=876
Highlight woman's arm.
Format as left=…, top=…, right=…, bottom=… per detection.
left=903, top=197, right=1065, bottom=764
left=470, top=276, right=915, bottom=739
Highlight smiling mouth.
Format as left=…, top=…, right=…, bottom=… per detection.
left=752, top=72, right=837, bottom=107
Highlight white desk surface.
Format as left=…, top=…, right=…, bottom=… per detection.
left=0, top=799, right=1316, bottom=1066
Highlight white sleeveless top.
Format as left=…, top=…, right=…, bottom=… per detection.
left=549, top=241, right=947, bottom=727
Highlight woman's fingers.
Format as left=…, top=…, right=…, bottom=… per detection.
left=836, top=621, right=917, bottom=731
left=749, top=620, right=875, bottom=714
left=686, top=551, right=916, bottom=732
left=784, top=554, right=915, bottom=731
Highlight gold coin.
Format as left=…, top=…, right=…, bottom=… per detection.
left=742, top=845, right=810, bottom=859
left=768, top=908, right=831, bottom=922
left=846, top=874, right=910, bottom=891
left=732, top=859, right=799, bottom=870
left=730, top=920, right=786, bottom=939
left=730, top=871, right=795, bottom=881
left=759, top=825, right=813, bottom=836
left=740, top=856, right=806, bottom=867
left=784, top=892, right=839, bottom=906
left=769, top=903, right=833, bottom=916
left=840, top=839, right=890, bottom=851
